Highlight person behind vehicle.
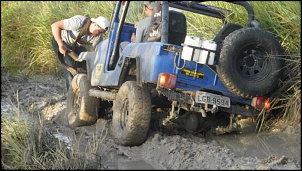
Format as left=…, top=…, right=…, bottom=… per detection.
left=131, top=1, right=157, bottom=43
left=51, top=15, right=110, bottom=91
left=120, top=1, right=157, bottom=53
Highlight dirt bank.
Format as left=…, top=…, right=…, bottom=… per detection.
left=1, top=72, right=301, bottom=170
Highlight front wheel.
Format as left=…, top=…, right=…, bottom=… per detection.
left=66, top=74, right=100, bottom=128
left=111, top=81, right=151, bottom=146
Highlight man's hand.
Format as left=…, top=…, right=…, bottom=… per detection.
left=130, top=22, right=138, bottom=43
left=131, top=33, right=136, bottom=43
left=59, top=44, right=69, bottom=56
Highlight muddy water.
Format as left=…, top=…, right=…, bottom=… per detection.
left=117, top=159, right=160, bottom=170
left=206, top=131, right=301, bottom=164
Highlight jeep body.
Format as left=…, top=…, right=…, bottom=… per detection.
left=65, top=1, right=284, bottom=146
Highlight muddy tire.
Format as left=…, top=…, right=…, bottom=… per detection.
left=66, top=74, right=99, bottom=128
left=111, top=81, right=151, bottom=146
left=184, top=112, right=201, bottom=133
left=216, top=27, right=284, bottom=99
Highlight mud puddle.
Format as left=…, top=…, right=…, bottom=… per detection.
left=205, top=131, right=301, bottom=164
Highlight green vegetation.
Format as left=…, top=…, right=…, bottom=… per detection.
left=1, top=1, right=116, bottom=75
left=1, top=1, right=300, bottom=169
left=1, top=96, right=107, bottom=169
left=1, top=1, right=300, bottom=75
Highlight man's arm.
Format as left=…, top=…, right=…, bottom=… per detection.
left=134, top=21, right=144, bottom=43
left=51, top=20, right=68, bottom=56
left=131, top=23, right=138, bottom=43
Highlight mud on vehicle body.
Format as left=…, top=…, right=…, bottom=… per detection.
left=62, top=1, right=285, bottom=146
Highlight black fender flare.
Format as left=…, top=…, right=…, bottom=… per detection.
left=118, top=56, right=141, bottom=87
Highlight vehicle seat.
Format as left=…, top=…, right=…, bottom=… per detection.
left=168, top=10, right=187, bottom=46
left=146, top=4, right=187, bottom=46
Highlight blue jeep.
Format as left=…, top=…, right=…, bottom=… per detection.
left=64, top=1, right=284, bottom=146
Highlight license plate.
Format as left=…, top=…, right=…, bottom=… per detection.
left=195, top=91, right=230, bottom=108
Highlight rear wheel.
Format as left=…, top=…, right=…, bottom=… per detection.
left=184, top=112, right=201, bottom=133
left=217, top=27, right=284, bottom=99
left=66, top=74, right=100, bottom=128
left=111, top=81, right=151, bottom=146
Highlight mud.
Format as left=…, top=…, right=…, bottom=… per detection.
left=1, top=71, right=301, bottom=170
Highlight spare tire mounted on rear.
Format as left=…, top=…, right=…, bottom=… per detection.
left=217, top=27, right=284, bottom=99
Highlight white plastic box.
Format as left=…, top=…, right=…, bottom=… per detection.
left=181, top=36, right=202, bottom=61
left=181, top=36, right=217, bottom=65
left=198, top=40, right=217, bottom=65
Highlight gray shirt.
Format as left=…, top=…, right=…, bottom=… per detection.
left=135, top=16, right=152, bottom=43
left=61, top=15, right=103, bottom=49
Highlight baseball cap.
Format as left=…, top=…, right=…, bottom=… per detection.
left=91, top=16, right=110, bottom=31
left=144, top=1, right=156, bottom=10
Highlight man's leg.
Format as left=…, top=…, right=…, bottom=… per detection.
left=51, top=36, right=74, bottom=92
left=62, top=56, right=74, bottom=91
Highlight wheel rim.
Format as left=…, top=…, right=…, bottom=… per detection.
left=237, top=45, right=271, bottom=81
left=119, top=98, right=129, bottom=131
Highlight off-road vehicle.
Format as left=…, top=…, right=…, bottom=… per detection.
left=62, top=1, right=284, bottom=146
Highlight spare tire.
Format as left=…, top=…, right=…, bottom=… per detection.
left=216, top=27, right=284, bottom=99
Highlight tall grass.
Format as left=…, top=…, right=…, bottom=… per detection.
left=2, top=1, right=299, bottom=74
left=1, top=1, right=116, bottom=75
left=250, top=1, right=300, bottom=127
left=1, top=95, right=108, bottom=169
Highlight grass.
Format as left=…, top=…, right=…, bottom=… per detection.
left=1, top=94, right=108, bottom=169
left=1, top=1, right=301, bottom=169
left=1, top=1, right=116, bottom=75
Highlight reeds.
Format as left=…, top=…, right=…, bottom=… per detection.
left=1, top=94, right=108, bottom=169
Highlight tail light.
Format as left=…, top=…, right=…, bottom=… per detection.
left=157, top=73, right=177, bottom=89
left=251, top=96, right=271, bottom=110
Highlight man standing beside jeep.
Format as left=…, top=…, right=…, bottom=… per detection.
left=51, top=15, right=110, bottom=91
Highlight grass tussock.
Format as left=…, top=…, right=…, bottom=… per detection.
left=1, top=112, right=107, bottom=169
left=1, top=96, right=108, bottom=169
